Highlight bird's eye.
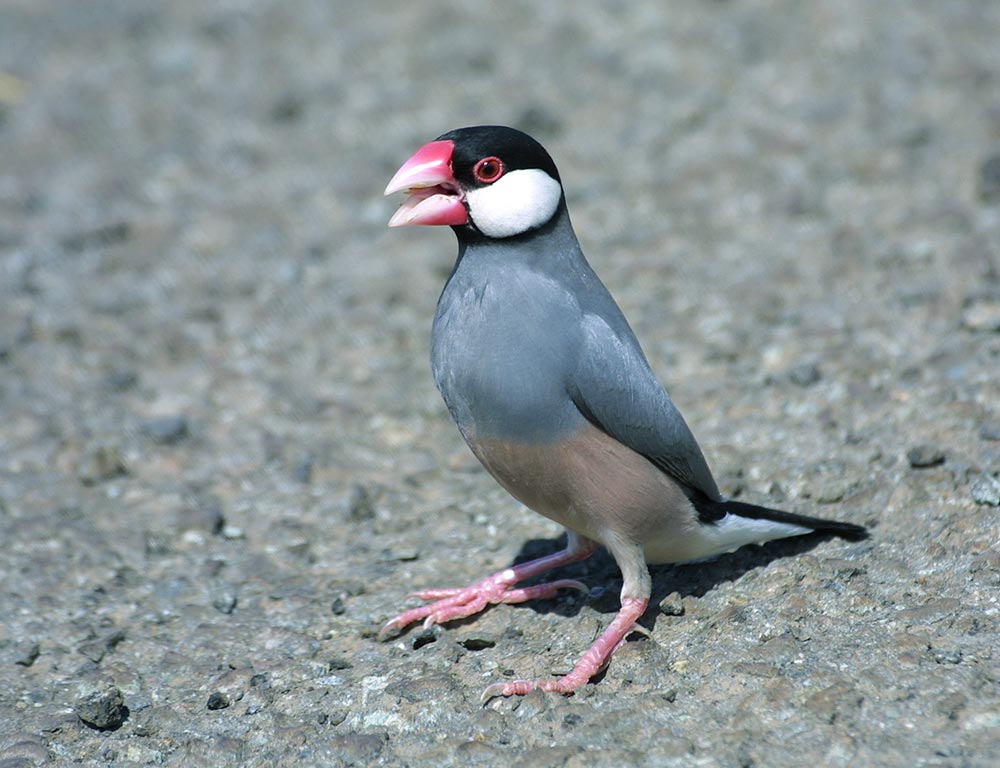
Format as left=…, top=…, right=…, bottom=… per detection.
left=473, top=156, right=505, bottom=184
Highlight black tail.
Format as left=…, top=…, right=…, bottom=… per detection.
left=694, top=495, right=868, bottom=541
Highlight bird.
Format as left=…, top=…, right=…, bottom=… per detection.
left=380, top=125, right=867, bottom=701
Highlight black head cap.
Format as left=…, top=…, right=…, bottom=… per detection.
left=436, top=125, right=562, bottom=188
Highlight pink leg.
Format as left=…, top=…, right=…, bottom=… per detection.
left=377, top=537, right=598, bottom=642
left=480, top=596, right=649, bottom=701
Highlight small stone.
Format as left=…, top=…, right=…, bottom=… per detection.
left=658, top=592, right=685, bottom=616
left=60, top=221, right=132, bottom=253
left=177, top=495, right=225, bottom=534
left=79, top=445, right=127, bottom=485
left=392, top=547, right=419, bottom=562
left=326, top=732, right=387, bottom=763
left=328, top=709, right=349, bottom=727
left=347, top=484, right=375, bottom=521
left=457, top=633, right=497, bottom=651
left=331, top=596, right=347, bottom=615
left=0, top=740, right=51, bottom=764
left=979, top=423, right=1000, bottom=441
left=213, top=589, right=238, bottom=614
left=270, top=93, right=305, bottom=123
left=970, top=475, right=1000, bottom=506
left=977, top=153, right=1000, bottom=203
left=78, top=629, right=126, bottom=663
left=142, top=415, right=189, bottom=444
left=76, top=686, right=128, bottom=730
left=206, top=691, right=230, bottom=710
left=13, top=641, right=40, bottom=667
left=411, top=626, right=439, bottom=650
left=294, top=453, right=314, bottom=483
left=907, top=445, right=945, bottom=468
left=812, top=480, right=849, bottom=504
left=103, top=369, right=138, bottom=391
left=787, top=362, right=822, bottom=387
left=961, top=301, right=1000, bottom=332
left=328, top=657, right=352, bottom=671
left=562, top=713, right=583, bottom=728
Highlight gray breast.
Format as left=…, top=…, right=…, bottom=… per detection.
left=431, top=263, right=584, bottom=444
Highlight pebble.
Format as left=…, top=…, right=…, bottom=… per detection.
left=212, top=589, right=238, bottom=614
left=961, top=301, right=1000, bottom=332
left=78, top=445, right=127, bottom=485
left=787, top=362, right=822, bottom=387
left=176, top=495, right=225, bottom=534
left=325, top=732, right=388, bottom=764
left=206, top=692, right=231, bottom=710
left=977, top=153, right=1000, bottom=202
left=142, top=415, right=189, bottom=444
left=907, top=445, right=946, bottom=468
left=658, top=592, right=685, bottom=616
left=13, top=641, right=40, bottom=667
left=970, top=475, right=1000, bottom=506
left=457, top=632, right=497, bottom=651
left=979, top=422, right=1000, bottom=441
left=77, top=629, right=126, bottom=663
left=347, top=484, right=376, bottom=521
left=76, top=686, right=128, bottom=730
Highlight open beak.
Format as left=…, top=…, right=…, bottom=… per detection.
left=384, top=140, right=469, bottom=227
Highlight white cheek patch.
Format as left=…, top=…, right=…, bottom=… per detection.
left=465, top=169, right=562, bottom=238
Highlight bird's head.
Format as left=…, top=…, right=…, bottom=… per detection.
left=384, top=125, right=564, bottom=240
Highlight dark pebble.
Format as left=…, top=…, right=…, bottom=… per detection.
left=78, top=445, right=127, bottom=485
left=907, top=445, right=946, bottom=468
left=978, top=153, right=1000, bottom=203
left=517, top=105, right=564, bottom=138
left=328, top=657, right=352, bottom=671
left=142, top=415, right=189, bottom=444
left=61, top=221, right=132, bottom=253
left=177, top=495, right=225, bottom=534
left=411, top=626, right=439, bottom=650
left=658, top=592, right=685, bottom=617
left=328, top=709, right=349, bottom=727
left=13, top=641, right=40, bottom=667
left=103, top=369, right=138, bottom=391
left=563, top=713, right=583, bottom=728
left=294, top=453, right=314, bottom=483
left=979, top=422, right=1000, bottom=441
left=270, top=93, right=305, bottom=123
left=78, top=628, right=127, bottom=663
left=206, top=691, right=230, bottom=710
left=457, top=633, right=497, bottom=651
left=76, top=686, right=128, bottom=730
left=787, top=362, right=822, bottom=387
left=212, top=589, right=238, bottom=614
left=347, top=484, right=375, bottom=521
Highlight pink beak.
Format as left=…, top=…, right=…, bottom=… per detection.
left=384, top=140, right=469, bottom=227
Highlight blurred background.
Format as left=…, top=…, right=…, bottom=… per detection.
left=1, top=1, right=998, bottom=765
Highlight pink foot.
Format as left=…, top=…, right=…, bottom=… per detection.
left=377, top=540, right=597, bottom=641
left=480, top=596, right=649, bottom=701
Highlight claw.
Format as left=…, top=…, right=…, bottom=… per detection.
left=377, top=618, right=403, bottom=642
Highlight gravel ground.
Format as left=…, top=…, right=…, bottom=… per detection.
left=1, top=1, right=999, bottom=766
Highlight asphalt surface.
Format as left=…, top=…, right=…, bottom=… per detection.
left=1, top=1, right=999, bottom=766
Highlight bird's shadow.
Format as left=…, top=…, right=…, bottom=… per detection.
left=505, top=530, right=868, bottom=629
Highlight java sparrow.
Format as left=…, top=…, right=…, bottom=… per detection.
left=381, top=125, right=866, bottom=700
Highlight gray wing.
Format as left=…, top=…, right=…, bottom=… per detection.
left=570, top=313, right=723, bottom=501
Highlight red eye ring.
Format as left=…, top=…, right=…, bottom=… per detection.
left=473, top=156, right=505, bottom=184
